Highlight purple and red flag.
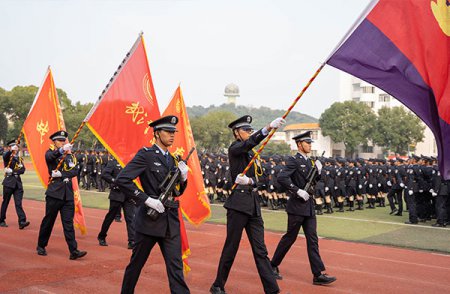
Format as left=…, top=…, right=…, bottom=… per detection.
left=326, top=0, right=450, bottom=179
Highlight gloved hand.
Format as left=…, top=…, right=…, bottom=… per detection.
left=325, top=187, right=329, bottom=192
left=377, top=183, right=381, bottom=187
left=269, top=117, right=286, bottom=129
left=387, top=181, right=392, bottom=186
left=4, top=167, right=12, bottom=175
left=178, top=161, right=189, bottom=181
left=205, top=179, right=209, bottom=185
left=400, top=183, right=405, bottom=188
left=11, top=145, right=18, bottom=151
left=63, top=143, right=73, bottom=152
left=315, top=160, right=323, bottom=173
left=297, top=189, right=310, bottom=201
left=145, top=197, right=165, bottom=213
left=51, top=170, right=62, bottom=178
left=408, top=190, right=413, bottom=196
left=358, top=184, right=362, bottom=189
left=431, top=192, right=438, bottom=197
left=235, top=174, right=252, bottom=185
left=369, top=184, right=373, bottom=188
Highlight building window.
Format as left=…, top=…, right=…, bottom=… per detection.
left=352, top=83, right=360, bottom=92
left=362, top=145, right=374, bottom=153
left=363, top=101, right=374, bottom=108
left=352, top=97, right=360, bottom=102
left=332, top=149, right=342, bottom=157
left=379, top=94, right=390, bottom=102
left=362, top=86, right=375, bottom=93
left=311, top=131, right=318, bottom=140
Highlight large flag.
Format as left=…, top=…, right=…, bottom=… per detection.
left=85, top=33, right=161, bottom=166
left=163, top=86, right=211, bottom=225
left=326, top=0, right=450, bottom=180
left=22, top=67, right=87, bottom=234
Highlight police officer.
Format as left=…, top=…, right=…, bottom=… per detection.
left=0, top=140, right=29, bottom=229
left=97, top=157, right=135, bottom=249
left=117, top=115, right=189, bottom=294
left=36, top=131, right=87, bottom=260
left=270, top=131, right=336, bottom=286
left=210, top=115, right=284, bottom=294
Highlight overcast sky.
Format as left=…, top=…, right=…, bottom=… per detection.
left=0, top=0, right=371, bottom=118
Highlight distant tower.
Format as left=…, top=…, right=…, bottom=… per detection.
left=224, top=83, right=240, bottom=105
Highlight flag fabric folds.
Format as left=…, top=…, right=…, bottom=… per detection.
left=163, top=86, right=211, bottom=225
left=85, top=34, right=161, bottom=166
left=327, top=0, right=450, bottom=180
left=22, top=67, right=87, bottom=234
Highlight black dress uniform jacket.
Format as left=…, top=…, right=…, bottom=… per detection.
left=45, top=149, right=79, bottom=200
left=2, top=151, right=25, bottom=189
left=278, top=153, right=317, bottom=217
left=116, top=145, right=187, bottom=238
left=101, top=159, right=125, bottom=202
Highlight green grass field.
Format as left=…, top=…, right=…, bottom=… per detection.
left=5, top=170, right=450, bottom=253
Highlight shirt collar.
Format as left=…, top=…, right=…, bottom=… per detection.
left=297, top=151, right=308, bottom=160
left=155, top=144, right=169, bottom=156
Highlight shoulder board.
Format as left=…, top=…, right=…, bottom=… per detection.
left=49, top=145, right=56, bottom=151
left=143, top=146, right=153, bottom=152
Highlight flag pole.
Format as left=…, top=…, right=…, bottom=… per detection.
left=231, top=63, right=325, bottom=191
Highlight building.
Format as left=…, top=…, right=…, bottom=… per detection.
left=339, top=72, right=437, bottom=158
left=224, top=83, right=239, bottom=105
left=283, top=123, right=345, bottom=157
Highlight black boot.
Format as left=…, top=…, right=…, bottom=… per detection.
left=338, top=202, right=344, bottom=212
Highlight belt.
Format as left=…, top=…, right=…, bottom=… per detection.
left=235, top=185, right=255, bottom=192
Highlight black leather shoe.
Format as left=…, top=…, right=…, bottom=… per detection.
left=36, top=246, right=47, bottom=256
left=394, top=213, right=402, bottom=216
left=70, top=249, right=87, bottom=260
left=405, top=221, right=418, bottom=225
left=19, top=221, right=30, bottom=229
left=0, top=221, right=8, bottom=227
left=313, top=274, right=337, bottom=285
left=114, top=218, right=122, bottom=223
left=98, top=238, right=108, bottom=246
left=128, top=241, right=135, bottom=249
left=432, top=223, right=446, bottom=227
left=272, top=266, right=283, bottom=280
left=390, top=209, right=398, bottom=215
left=209, top=285, right=227, bottom=294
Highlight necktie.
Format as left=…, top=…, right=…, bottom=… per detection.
left=164, top=153, right=169, bottom=165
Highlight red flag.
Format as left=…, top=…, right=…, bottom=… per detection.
left=163, top=86, right=211, bottom=225
left=22, top=67, right=87, bottom=234
left=85, top=33, right=161, bottom=166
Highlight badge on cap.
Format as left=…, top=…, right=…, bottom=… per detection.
left=61, top=131, right=64, bottom=135
left=171, top=117, right=177, bottom=124
left=247, top=116, right=251, bottom=123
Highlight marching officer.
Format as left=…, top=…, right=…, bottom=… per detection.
left=210, top=115, right=284, bottom=294
left=0, top=139, right=30, bottom=229
left=116, top=115, right=190, bottom=294
left=97, top=157, right=135, bottom=249
left=270, top=131, right=336, bottom=286
left=36, top=131, right=87, bottom=260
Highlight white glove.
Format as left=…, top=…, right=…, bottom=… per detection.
left=431, top=192, right=438, bottom=197
left=358, top=185, right=362, bottom=189
left=325, top=187, right=329, bottom=192
left=4, top=167, right=13, bottom=175
left=145, top=197, right=165, bottom=213
left=429, top=189, right=434, bottom=193
left=369, top=184, right=373, bottom=188
left=400, top=183, right=405, bottom=188
left=205, top=179, right=209, bottom=184
left=51, top=170, right=62, bottom=178
left=377, top=183, right=381, bottom=187
left=235, top=174, right=252, bottom=185
left=408, top=190, right=413, bottom=195
left=315, top=160, right=322, bottom=173
left=63, top=143, right=73, bottom=152
left=11, top=145, right=18, bottom=151
left=387, top=181, right=392, bottom=186
left=178, top=161, right=189, bottom=181
left=297, top=189, right=310, bottom=201
left=269, top=117, right=286, bottom=129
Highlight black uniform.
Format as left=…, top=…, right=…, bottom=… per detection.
left=1, top=150, right=27, bottom=225
left=116, top=145, right=189, bottom=294
left=98, top=158, right=135, bottom=245
left=37, top=147, right=80, bottom=253
left=212, top=127, right=279, bottom=294
left=271, top=152, right=326, bottom=277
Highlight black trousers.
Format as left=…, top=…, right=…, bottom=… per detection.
left=406, top=192, right=418, bottom=222
left=213, top=209, right=279, bottom=294
left=387, top=188, right=403, bottom=212
left=98, top=199, right=135, bottom=242
left=37, top=197, right=77, bottom=253
left=121, top=230, right=189, bottom=294
left=1, top=186, right=26, bottom=223
left=435, top=194, right=448, bottom=224
left=271, top=214, right=325, bottom=277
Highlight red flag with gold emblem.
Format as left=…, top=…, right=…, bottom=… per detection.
left=85, top=33, right=160, bottom=166
left=22, top=67, right=87, bottom=234
left=163, top=86, right=211, bottom=225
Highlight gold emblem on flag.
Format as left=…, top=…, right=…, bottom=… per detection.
left=143, top=73, right=154, bottom=105
left=36, top=120, right=49, bottom=144
left=176, top=100, right=181, bottom=113
left=432, top=0, right=450, bottom=36
left=173, top=147, right=185, bottom=157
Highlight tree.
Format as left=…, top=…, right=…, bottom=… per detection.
left=319, top=101, right=376, bottom=157
left=0, top=113, right=8, bottom=144
left=372, top=106, right=425, bottom=155
left=190, top=110, right=237, bottom=152
left=262, top=141, right=292, bottom=156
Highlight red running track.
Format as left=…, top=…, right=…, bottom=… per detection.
left=0, top=199, right=449, bottom=294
